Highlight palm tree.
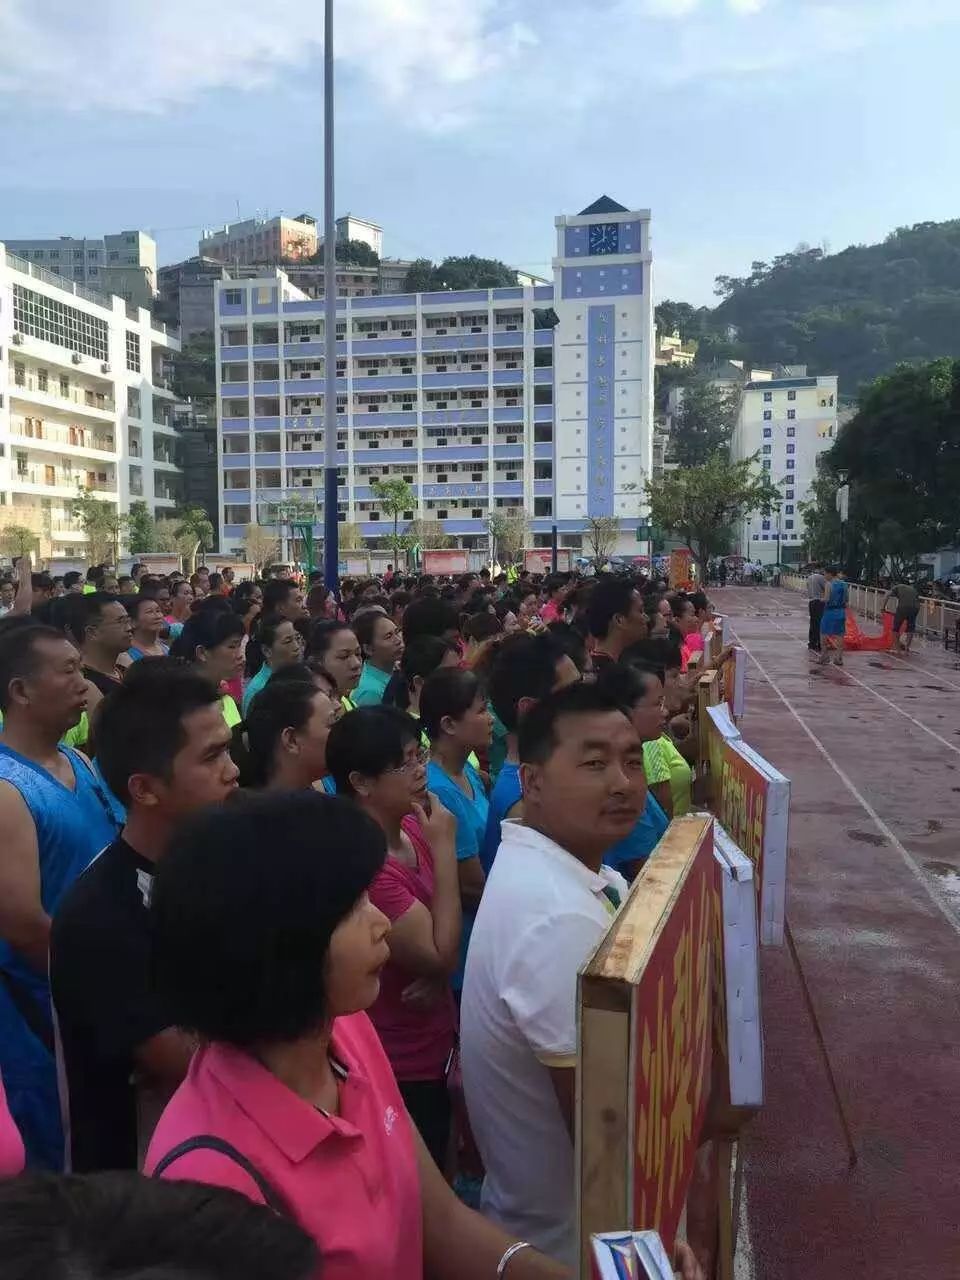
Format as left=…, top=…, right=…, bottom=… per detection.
left=174, top=506, right=214, bottom=574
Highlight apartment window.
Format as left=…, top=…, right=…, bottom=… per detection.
left=224, top=289, right=243, bottom=306
left=786, top=489, right=795, bottom=499
left=256, top=287, right=273, bottom=305
left=87, top=250, right=99, bottom=259
left=763, top=411, right=772, bottom=421
left=36, top=368, right=48, bottom=392
left=126, top=330, right=141, bottom=373
left=762, top=459, right=771, bottom=470
left=786, top=459, right=795, bottom=469
left=534, top=497, right=553, bottom=517
left=59, top=375, right=70, bottom=397
left=109, top=251, right=119, bottom=262
left=762, top=444, right=771, bottom=455
left=787, top=409, right=796, bottom=420
left=787, top=390, right=797, bottom=401
left=762, top=427, right=772, bottom=438
left=12, top=283, right=109, bottom=360
left=785, top=519, right=794, bottom=530
left=13, top=362, right=25, bottom=387
left=762, top=520, right=771, bottom=531
left=127, top=387, right=141, bottom=418
left=49, top=250, right=60, bottom=261
left=73, top=249, right=83, bottom=261
left=787, top=426, right=796, bottom=438
left=785, top=504, right=794, bottom=515
left=534, top=423, right=553, bottom=443
left=786, top=444, right=795, bottom=454
left=763, top=391, right=772, bottom=402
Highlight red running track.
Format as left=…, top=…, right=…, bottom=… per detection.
left=714, top=587, right=960, bottom=1280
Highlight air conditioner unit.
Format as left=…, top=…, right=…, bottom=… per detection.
left=365, top=332, right=376, bottom=339
left=471, top=400, right=482, bottom=408
left=437, top=474, right=448, bottom=483
left=506, top=362, right=517, bottom=369
left=71, top=352, right=82, bottom=364
left=299, top=371, right=311, bottom=379
left=471, top=327, right=482, bottom=334
left=506, top=324, right=518, bottom=331
left=436, top=438, right=447, bottom=447
left=11, top=333, right=23, bottom=345
left=471, top=364, right=481, bottom=371
left=506, top=398, right=518, bottom=406
left=367, top=368, right=377, bottom=376
left=402, top=439, right=414, bottom=448
left=436, top=402, right=448, bottom=410
left=402, top=402, right=413, bottom=411
left=436, top=329, right=447, bottom=336
left=101, top=363, right=111, bottom=374
left=400, top=366, right=412, bottom=374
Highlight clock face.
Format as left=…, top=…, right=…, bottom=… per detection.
left=588, top=222, right=620, bottom=255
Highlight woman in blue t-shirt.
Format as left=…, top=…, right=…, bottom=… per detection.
left=420, top=668, right=492, bottom=990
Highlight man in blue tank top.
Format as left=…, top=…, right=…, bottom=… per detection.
left=0, top=620, right=120, bottom=1168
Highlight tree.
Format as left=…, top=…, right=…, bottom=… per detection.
left=174, top=506, right=214, bottom=574
left=645, top=456, right=780, bottom=579
left=305, top=239, right=379, bottom=268
left=823, top=358, right=960, bottom=578
left=405, top=519, right=454, bottom=550
left=0, top=525, right=39, bottom=559
left=127, top=501, right=156, bottom=554
left=71, top=490, right=127, bottom=566
left=403, top=259, right=436, bottom=292
left=371, top=478, right=415, bottom=565
left=403, top=256, right=518, bottom=293
left=487, top=509, right=528, bottom=566
left=337, top=522, right=365, bottom=552
left=243, top=523, right=280, bottom=572
left=667, top=376, right=738, bottom=467
left=584, top=516, right=621, bottom=564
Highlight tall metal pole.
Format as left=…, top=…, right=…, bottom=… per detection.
left=322, top=0, right=339, bottom=591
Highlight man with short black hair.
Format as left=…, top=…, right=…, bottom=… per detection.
left=262, top=577, right=308, bottom=621
left=462, top=683, right=646, bottom=1269
left=586, top=577, right=647, bottom=670
left=481, top=632, right=580, bottom=872
left=0, top=621, right=120, bottom=1167
left=64, top=593, right=132, bottom=712
left=51, top=659, right=239, bottom=1172
left=63, top=571, right=84, bottom=595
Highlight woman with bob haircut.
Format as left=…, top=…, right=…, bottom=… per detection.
left=145, top=791, right=568, bottom=1280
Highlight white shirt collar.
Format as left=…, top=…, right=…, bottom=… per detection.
left=500, top=820, right=623, bottom=898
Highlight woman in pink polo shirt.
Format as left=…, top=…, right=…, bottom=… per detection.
left=325, top=706, right=461, bottom=1171
left=145, top=791, right=567, bottom=1280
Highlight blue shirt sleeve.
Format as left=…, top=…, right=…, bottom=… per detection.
left=426, top=764, right=481, bottom=862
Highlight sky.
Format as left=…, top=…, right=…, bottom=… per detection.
left=0, top=0, right=959, bottom=305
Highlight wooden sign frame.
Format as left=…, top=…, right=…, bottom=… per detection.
left=577, top=816, right=720, bottom=1273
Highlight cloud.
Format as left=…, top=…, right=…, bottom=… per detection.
left=0, top=0, right=535, bottom=128
left=0, top=0, right=955, bottom=128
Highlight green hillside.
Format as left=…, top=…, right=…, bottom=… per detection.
left=659, top=218, right=960, bottom=394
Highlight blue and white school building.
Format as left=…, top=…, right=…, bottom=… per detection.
left=215, top=197, right=654, bottom=559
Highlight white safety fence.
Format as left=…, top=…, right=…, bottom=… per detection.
left=781, top=575, right=960, bottom=642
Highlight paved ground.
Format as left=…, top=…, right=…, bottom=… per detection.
left=716, top=586, right=960, bottom=1280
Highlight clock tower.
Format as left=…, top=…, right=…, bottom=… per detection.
left=551, top=196, right=653, bottom=543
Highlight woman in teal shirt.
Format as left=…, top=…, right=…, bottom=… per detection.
left=421, top=667, right=492, bottom=990
left=241, top=614, right=303, bottom=716
left=353, top=610, right=404, bottom=706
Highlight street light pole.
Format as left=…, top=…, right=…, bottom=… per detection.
left=322, top=0, right=339, bottom=592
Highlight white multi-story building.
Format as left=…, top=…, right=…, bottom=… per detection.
left=335, top=215, right=383, bottom=258
left=0, top=245, right=181, bottom=561
left=215, top=197, right=654, bottom=558
left=729, top=366, right=839, bottom=564
left=2, top=231, right=157, bottom=291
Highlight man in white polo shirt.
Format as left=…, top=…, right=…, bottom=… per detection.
left=460, top=683, right=648, bottom=1270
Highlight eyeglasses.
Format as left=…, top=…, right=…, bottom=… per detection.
left=385, top=746, right=429, bottom=776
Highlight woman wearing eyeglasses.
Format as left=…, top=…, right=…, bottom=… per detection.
left=325, top=706, right=461, bottom=1170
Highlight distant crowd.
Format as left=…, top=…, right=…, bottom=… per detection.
left=0, top=556, right=718, bottom=1279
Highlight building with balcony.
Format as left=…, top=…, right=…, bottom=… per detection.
left=0, top=244, right=181, bottom=560
left=2, top=230, right=157, bottom=293
left=215, top=196, right=654, bottom=558
left=728, top=365, right=839, bottom=564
